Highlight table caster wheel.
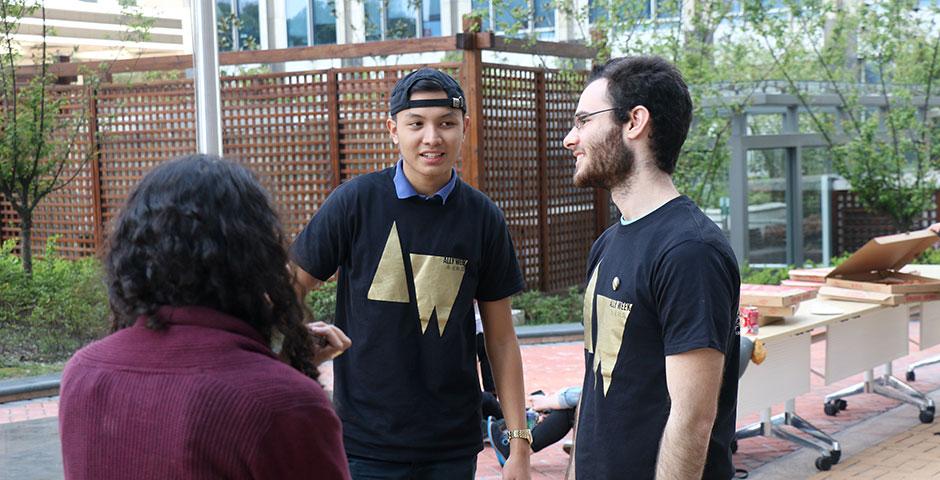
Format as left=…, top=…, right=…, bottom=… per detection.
left=731, top=440, right=737, bottom=454
left=815, top=455, right=832, bottom=471
left=837, top=399, right=848, bottom=411
left=830, top=450, right=841, bottom=464
left=907, top=370, right=916, bottom=382
left=920, top=409, right=934, bottom=424
left=824, top=401, right=840, bottom=416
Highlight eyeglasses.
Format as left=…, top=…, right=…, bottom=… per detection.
left=573, top=107, right=616, bottom=130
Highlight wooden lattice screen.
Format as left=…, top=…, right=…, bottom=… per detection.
left=97, top=80, right=198, bottom=231
left=220, top=71, right=332, bottom=236
left=831, top=189, right=940, bottom=256
left=477, top=65, right=595, bottom=291
left=542, top=69, right=596, bottom=291
left=1, top=62, right=599, bottom=291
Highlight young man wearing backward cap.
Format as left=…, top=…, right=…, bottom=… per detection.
left=291, top=68, right=531, bottom=480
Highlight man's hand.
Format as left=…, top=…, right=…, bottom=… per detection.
left=501, top=440, right=531, bottom=480
left=528, top=393, right=557, bottom=412
left=929, top=223, right=940, bottom=234
left=308, top=321, right=351, bottom=365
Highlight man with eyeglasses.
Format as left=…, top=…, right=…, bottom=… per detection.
left=563, top=56, right=741, bottom=479
left=290, top=68, right=531, bottom=480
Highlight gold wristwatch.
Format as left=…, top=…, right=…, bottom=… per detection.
left=505, top=428, right=533, bottom=445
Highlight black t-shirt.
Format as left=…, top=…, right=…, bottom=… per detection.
left=290, top=167, right=524, bottom=462
left=576, top=195, right=741, bottom=480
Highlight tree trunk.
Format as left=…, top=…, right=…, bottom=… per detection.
left=20, top=212, right=33, bottom=275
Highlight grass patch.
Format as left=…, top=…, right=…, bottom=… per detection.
left=0, top=361, right=66, bottom=380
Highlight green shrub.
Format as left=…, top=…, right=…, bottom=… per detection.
left=916, top=248, right=940, bottom=265
left=0, top=239, right=109, bottom=365
left=305, top=279, right=337, bottom=324
left=739, top=265, right=791, bottom=285
left=512, top=286, right=584, bottom=325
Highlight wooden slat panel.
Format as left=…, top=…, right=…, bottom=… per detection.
left=220, top=71, right=333, bottom=237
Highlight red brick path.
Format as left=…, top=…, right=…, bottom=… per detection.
left=4, top=324, right=940, bottom=480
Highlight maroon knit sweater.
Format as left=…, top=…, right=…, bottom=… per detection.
left=59, top=306, right=350, bottom=480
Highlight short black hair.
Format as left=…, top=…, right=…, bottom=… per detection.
left=105, top=155, right=320, bottom=379
left=588, top=56, right=693, bottom=174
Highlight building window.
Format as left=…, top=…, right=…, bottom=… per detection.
left=473, top=0, right=555, bottom=39
left=587, top=0, right=688, bottom=25
left=365, top=0, right=440, bottom=41
left=423, top=0, right=441, bottom=37
left=589, top=0, right=649, bottom=25
left=286, top=0, right=337, bottom=46
left=217, top=0, right=261, bottom=51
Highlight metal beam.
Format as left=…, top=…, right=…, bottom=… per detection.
left=784, top=107, right=803, bottom=266
left=191, top=0, right=222, bottom=155
left=729, top=113, right=748, bottom=265
left=741, top=133, right=844, bottom=150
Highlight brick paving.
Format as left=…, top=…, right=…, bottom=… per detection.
left=0, top=399, right=57, bottom=425
left=5, top=323, right=940, bottom=479
left=809, top=413, right=940, bottom=479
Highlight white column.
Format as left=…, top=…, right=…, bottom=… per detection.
left=345, top=0, right=367, bottom=43
left=455, top=0, right=472, bottom=32
left=190, top=0, right=223, bottom=155
left=267, top=0, right=287, bottom=49
left=336, top=0, right=351, bottom=43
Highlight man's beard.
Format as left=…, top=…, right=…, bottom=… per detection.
left=573, top=126, right=634, bottom=190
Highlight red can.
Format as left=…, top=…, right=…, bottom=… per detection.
left=740, top=306, right=760, bottom=335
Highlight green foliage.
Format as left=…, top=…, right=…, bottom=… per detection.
left=916, top=248, right=940, bottom=265
left=305, top=279, right=338, bottom=323
left=746, top=0, right=940, bottom=231
left=512, top=286, right=584, bottom=325
left=739, top=265, right=791, bottom=285
left=0, top=239, right=109, bottom=365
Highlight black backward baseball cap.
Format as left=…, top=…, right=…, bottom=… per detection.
left=389, top=68, right=466, bottom=117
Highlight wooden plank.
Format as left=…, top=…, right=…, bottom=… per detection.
left=327, top=70, right=341, bottom=189
left=536, top=71, right=549, bottom=291
left=86, top=86, right=104, bottom=255
left=482, top=34, right=596, bottom=59
left=460, top=16, right=484, bottom=190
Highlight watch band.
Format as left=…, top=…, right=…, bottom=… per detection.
left=505, top=428, right=533, bottom=445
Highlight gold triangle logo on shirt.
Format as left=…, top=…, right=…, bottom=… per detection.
left=411, top=254, right=466, bottom=336
left=583, top=262, right=600, bottom=354
left=593, top=294, right=631, bottom=396
left=366, top=222, right=468, bottom=336
left=367, top=222, right=410, bottom=303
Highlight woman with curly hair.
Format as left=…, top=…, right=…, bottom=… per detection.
left=58, top=155, right=351, bottom=479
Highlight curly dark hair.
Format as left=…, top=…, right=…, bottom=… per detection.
left=589, top=56, right=693, bottom=175
left=105, top=154, right=319, bottom=379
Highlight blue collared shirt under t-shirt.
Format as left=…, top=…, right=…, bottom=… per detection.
left=393, top=158, right=457, bottom=204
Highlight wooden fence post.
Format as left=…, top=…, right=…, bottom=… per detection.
left=536, top=71, right=549, bottom=291
left=327, top=69, right=341, bottom=188
left=460, top=14, right=484, bottom=191
left=87, top=86, right=104, bottom=255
